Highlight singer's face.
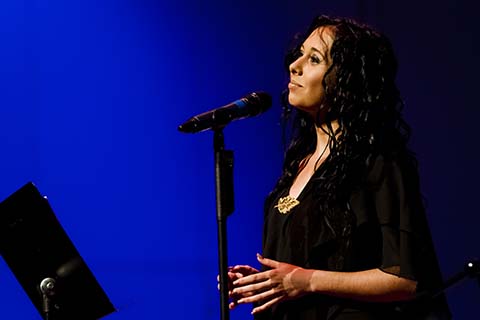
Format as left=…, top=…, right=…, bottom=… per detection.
left=288, top=27, right=334, bottom=116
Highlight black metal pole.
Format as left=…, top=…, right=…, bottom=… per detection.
left=40, top=277, right=56, bottom=320
left=214, top=129, right=234, bottom=320
left=435, top=259, right=480, bottom=297
left=415, top=259, right=480, bottom=302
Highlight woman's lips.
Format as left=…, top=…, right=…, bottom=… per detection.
left=288, top=81, right=302, bottom=89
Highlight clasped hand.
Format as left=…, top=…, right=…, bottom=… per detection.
left=225, top=253, right=314, bottom=314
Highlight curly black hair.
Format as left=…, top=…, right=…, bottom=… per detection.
left=270, top=15, right=416, bottom=269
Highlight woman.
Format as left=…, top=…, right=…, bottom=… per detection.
left=226, top=15, right=450, bottom=319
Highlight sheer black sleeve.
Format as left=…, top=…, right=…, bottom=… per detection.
left=351, top=154, right=445, bottom=292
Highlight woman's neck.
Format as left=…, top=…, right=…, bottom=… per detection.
left=314, top=120, right=338, bottom=154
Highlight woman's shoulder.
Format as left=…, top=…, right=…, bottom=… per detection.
left=350, top=150, right=423, bottom=227
left=365, top=151, right=419, bottom=190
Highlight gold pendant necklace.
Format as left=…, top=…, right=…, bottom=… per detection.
left=275, top=195, right=300, bottom=214
left=275, top=139, right=330, bottom=215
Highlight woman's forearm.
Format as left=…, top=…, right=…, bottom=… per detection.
left=307, top=268, right=417, bottom=302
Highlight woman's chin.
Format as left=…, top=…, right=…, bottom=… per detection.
left=289, top=102, right=314, bottom=114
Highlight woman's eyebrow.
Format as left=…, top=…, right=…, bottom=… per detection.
left=300, top=45, right=324, bottom=54
left=300, top=45, right=329, bottom=61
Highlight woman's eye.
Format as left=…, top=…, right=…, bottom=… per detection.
left=310, top=55, right=321, bottom=64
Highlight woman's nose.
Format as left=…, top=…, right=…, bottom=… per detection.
left=289, top=59, right=302, bottom=76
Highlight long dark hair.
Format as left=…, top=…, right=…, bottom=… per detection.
left=271, top=15, right=415, bottom=269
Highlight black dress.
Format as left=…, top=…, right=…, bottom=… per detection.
left=255, top=154, right=451, bottom=320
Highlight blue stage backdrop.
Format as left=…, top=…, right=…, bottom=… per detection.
left=0, top=0, right=478, bottom=319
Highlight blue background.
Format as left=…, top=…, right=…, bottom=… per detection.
left=0, top=0, right=478, bottom=319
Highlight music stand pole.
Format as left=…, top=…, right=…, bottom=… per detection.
left=429, top=259, right=480, bottom=299
left=0, top=182, right=115, bottom=320
left=40, top=277, right=56, bottom=320
left=214, top=128, right=234, bottom=320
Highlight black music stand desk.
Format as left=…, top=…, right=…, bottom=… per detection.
left=0, top=182, right=115, bottom=319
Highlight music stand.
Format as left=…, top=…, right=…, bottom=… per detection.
left=0, top=182, right=115, bottom=320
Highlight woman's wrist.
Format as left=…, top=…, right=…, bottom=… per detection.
left=307, top=269, right=325, bottom=294
left=297, top=268, right=321, bottom=294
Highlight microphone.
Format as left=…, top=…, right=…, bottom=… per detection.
left=178, top=91, right=272, bottom=133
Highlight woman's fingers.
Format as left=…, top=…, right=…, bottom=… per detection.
left=219, top=257, right=305, bottom=314
left=237, top=287, right=278, bottom=304
left=251, top=295, right=283, bottom=314
left=233, top=269, right=270, bottom=286
left=217, top=271, right=247, bottom=290
left=217, top=263, right=262, bottom=305
left=233, top=278, right=271, bottom=296
left=218, top=264, right=259, bottom=285
left=257, top=254, right=280, bottom=269
left=230, top=265, right=259, bottom=275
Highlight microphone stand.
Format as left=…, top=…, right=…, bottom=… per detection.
left=214, top=128, right=234, bottom=320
